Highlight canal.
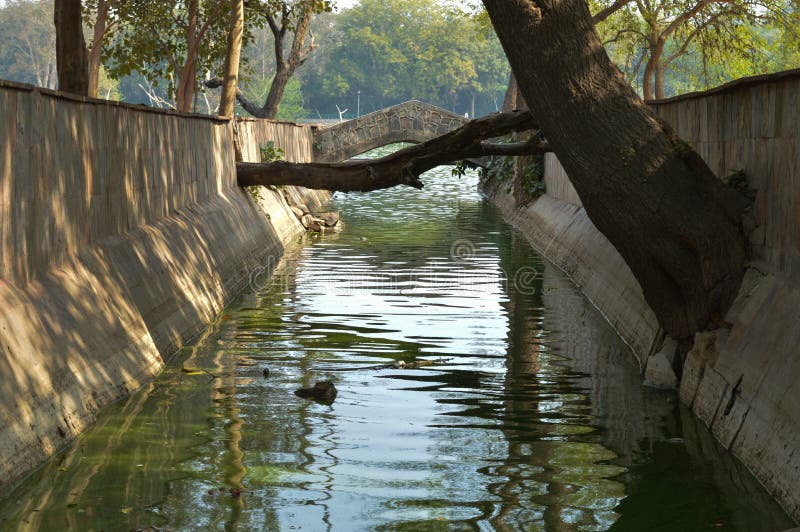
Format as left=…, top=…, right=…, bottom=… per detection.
left=0, top=159, right=793, bottom=531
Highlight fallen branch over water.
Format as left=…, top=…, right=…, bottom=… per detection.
left=237, top=110, right=544, bottom=192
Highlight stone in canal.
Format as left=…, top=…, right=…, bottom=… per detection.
left=295, top=380, right=338, bottom=405
left=644, top=338, right=679, bottom=389
left=320, top=212, right=340, bottom=227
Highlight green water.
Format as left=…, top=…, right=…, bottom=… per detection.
left=0, top=158, right=793, bottom=531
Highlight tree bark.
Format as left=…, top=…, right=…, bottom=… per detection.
left=482, top=0, right=749, bottom=340
left=87, top=0, right=111, bottom=98
left=655, top=62, right=666, bottom=99
left=260, top=64, right=292, bottom=119
left=502, top=72, right=519, bottom=112
left=219, top=0, right=244, bottom=117
left=176, top=0, right=199, bottom=112
left=54, top=0, right=88, bottom=95
left=238, top=110, right=543, bottom=192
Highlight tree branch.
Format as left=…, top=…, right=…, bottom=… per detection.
left=237, top=110, right=541, bottom=192
left=592, top=0, right=634, bottom=24
left=203, top=76, right=263, bottom=115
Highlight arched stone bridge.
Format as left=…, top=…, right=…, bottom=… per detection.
left=312, top=101, right=467, bottom=163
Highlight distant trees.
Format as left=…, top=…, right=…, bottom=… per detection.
left=593, top=0, right=798, bottom=99
left=0, top=0, right=797, bottom=115
left=300, top=0, right=509, bottom=117
left=104, top=0, right=229, bottom=112
left=0, top=0, right=57, bottom=89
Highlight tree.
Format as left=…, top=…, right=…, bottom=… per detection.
left=84, top=0, right=118, bottom=98
left=0, top=0, right=57, bottom=89
left=54, top=0, right=88, bottom=94
left=300, top=0, right=509, bottom=117
left=482, top=0, right=749, bottom=340
left=594, top=0, right=794, bottom=99
left=105, top=0, right=228, bottom=112
left=207, top=0, right=332, bottom=118
left=219, top=0, right=244, bottom=117
left=238, top=109, right=545, bottom=190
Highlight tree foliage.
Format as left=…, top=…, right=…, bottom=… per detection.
left=299, top=0, right=509, bottom=118
left=0, top=0, right=57, bottom=89
left=593, top=0, right=800, bottom=98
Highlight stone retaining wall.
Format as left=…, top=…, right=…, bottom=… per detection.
left=0, top=81, right=327, bottom=495
left=485, top=68, right=800, bottom=523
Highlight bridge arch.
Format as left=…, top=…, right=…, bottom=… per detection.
left=312, top=101, right=467, bottom=162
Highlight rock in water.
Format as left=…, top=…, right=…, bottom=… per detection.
left=262, top=367, right=270, bottom=378
left=295, top=380, right=338, bottom=405
left=320, top=212, right=340, bottom=227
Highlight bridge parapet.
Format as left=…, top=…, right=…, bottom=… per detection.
left=312, top=100, right=467, bottom=162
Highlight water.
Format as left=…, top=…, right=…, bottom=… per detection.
left=0, top=154, right=793, bottom=531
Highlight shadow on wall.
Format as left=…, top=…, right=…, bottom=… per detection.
left=0, top=80, right=321, bottom=495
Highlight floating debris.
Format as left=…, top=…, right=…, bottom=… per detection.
left=295, top=381, right=337, bottom=405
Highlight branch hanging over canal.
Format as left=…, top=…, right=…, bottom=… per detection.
left=237, top=110, right=544, bottom=192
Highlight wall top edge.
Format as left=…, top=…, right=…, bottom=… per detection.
left=0, top=78, right=231, bottom=123
left=648, top=67, right=800, bottom=106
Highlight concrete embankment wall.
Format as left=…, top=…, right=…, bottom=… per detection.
left=485, top=69, right=800, bottom=522
left=0, top=81, right=326, bottom=495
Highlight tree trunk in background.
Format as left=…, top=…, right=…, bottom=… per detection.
left=87, top=46, right=103, bottom=98
left=642, top=52, right=656, bottom=100
left=502, top=72, right=519, bottom=112
left=655, top=63, right=666, bottom=99
left=54, top=0, right=88, bottom=95
left=86, top=0, right=111, bottom=98
left=483, top=0, right=749, bottom=340
left=219, top=0, right=244, bottom=117
left=175, top=0, right=200, bottom=112
left=260, top=65, right=291, bottom=119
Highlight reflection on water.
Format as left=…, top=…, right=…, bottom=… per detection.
left=0, top=154, right=792, bottom=531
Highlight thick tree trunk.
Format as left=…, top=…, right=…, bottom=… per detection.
left=54, top=0, right=88, bottom=95
left=238, top=110, right=543, bottom=192
left=219, top=0, right=244, bottom=117
left=483, top=0, right=749, bottom=339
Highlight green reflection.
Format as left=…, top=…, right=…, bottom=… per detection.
left=0, top=154, right=793, bottom=531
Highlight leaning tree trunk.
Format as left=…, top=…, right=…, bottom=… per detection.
left=219, top=0, right=244, bottom=117
left=482, top=0, right=749, bottom=340
left=54, top=0, right=88, bottom=95
left=238, top=110, right=544, bottom=191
